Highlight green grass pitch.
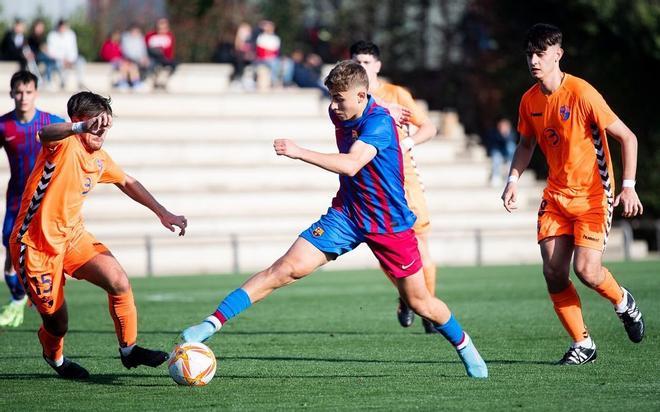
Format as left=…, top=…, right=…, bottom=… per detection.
left=0, top=260, right=658, bottom=411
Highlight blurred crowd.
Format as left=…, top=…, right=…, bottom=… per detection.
left=0, top=17, right=177, bottom=92
left=212, top=20, right=328, bottom=95
left=99, top=18, right=176, bottom=91
left=1, top=18, right=85, bottom=90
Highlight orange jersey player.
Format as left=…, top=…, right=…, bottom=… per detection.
left=9, top=91, right=187, bottom=379
left=501, top=23, right=645, bottom=365
left=351, top=41, right=439, bottom=333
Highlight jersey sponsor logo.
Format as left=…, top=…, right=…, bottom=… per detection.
left=531, top=112, right=543, bottom=117
left=559, top=105, right=571, bottom=121
left=312, top=227, right=324, bottom=237
left=543, top=128, right=561, bottom=147
left=5, top=135, right=16, bottom=141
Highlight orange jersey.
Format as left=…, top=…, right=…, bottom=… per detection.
left=518, top=74, right=618, bottom=198
left=11, top=136, right=125, bottom=255
left=372, top=81, right=428, bottom=179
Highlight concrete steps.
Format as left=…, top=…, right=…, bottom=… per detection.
left=0, top=61, right=648, bottom=274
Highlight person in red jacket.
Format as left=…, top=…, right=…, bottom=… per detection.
left=145, top=18, right=177, bottom=89
left=99, top=30, right=143, bottom=91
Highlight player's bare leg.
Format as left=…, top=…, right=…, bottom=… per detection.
left=241, top=237, right=330, bottom=303
left=416, top=232, right=438, bottom=333
left=73, top=251, right=168, bottom=369
left=573, top=246, right=644, bottom=343
left=540, top=236, right=596, bottom=365
left=382, top=267, right=416, bottom=328
left=0, top=248, right=28, bottom=327
left=39, top=301, right=89, bottom=379
left=395, top=271, right=488, bottom=378
left=183, top=237, right=330, bottom=342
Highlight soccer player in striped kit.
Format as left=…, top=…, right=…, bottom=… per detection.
left=183, top=61, right=487, bottom=378
left=501, top=24, right=645, bottom=365
left=0, top=71, right=64, bottom=328
left=351, top=41, right=439, bottom=333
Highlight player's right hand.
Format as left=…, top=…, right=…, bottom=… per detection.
left=273, top=138, right=302, bottom=159
left=501, top=183, right=518, bottom=213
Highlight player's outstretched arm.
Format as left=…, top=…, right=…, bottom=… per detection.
left=501, top=135, right=536, bottom=213
left=115, top=175, right=187, bottom=236
left=274, top=138, right=377, bottom=176
left=606, top=119, right=643, bottom=217
left=38, top=113, right=112, bottom=146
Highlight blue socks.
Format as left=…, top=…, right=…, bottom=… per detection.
left=4, top=272, right=25, bottom=301
left=213, top=288, right=252, bottom=324
left=434, top=314, right=466, bottom=347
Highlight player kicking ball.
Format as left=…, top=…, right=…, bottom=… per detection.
left=10, top=91, right=187, bottom=379
left=182, top=61, right=487, bottom=378
left=502, top=24, right=645, bottom=365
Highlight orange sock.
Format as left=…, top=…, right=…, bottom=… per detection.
left=549, top=282, right=588, bottom=342
left=38, top=325, right=64, bottom=362
left=108, top=290, right=137, bottom=347
left=593, top=267, right=624, bottom=305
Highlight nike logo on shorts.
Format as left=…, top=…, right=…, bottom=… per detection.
left=401, top=260, right=416, bottom=270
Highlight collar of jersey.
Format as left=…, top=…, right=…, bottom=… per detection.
left=13, top=109, right=41, bottom=125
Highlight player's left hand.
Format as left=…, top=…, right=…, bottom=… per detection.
left=614, top=188, right=643, bottom=218
left=274, top=138, right=302, bottom=159
left=160, top=212, right=187, bottom=236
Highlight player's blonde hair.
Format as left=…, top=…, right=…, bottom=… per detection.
left=324, top=60, right=369, bottom=93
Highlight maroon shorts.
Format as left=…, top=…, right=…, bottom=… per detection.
left=365, top=229, right=422, bottom=278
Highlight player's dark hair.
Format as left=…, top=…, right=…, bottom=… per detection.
left=350, top=41, right=380, bottom=59
left=525, top=23, right=562, bottom=54
left=324, top=60, right=369, bottom=93
left=67, top=92, right=113, bottom=120
left=10, top=71, right=38, bottom=90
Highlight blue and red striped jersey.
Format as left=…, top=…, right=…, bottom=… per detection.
left=0, top=109, right=65, bottom=211
left=330, top=96, right=416, bottom=234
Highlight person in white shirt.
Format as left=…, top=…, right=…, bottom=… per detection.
left=46, top=20, right=85, bottom=89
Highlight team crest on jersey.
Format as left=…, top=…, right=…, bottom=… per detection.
left=559, top=105, right=571, bottom=121
left=312, top=227, right=325, bottom=237
left=96, top=158, right=104, bottom=171
left=351, top=130, right=359, bottom=141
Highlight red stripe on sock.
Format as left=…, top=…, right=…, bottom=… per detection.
left=213, top=310, right=226, bottom=324
left=456, top=332, right=466, bottom=347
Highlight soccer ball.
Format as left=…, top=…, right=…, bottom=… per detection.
left=168, top=342, right=217, bottom=386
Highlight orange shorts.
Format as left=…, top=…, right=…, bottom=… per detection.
left=404, top=172, right=431, bottom=235
left=10, top=231, right=108, bottom=315
left=537, top=190, right=612, bottom=251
